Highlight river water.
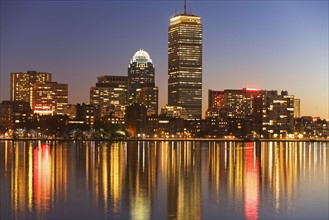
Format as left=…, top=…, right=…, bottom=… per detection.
left=0, top=140, right=328, bottom=219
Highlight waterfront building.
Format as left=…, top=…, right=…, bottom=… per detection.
left=260, top=90, right=295, bottom=138
left=146, top=114, right=159, bottom=137
left=32, top=82, right=68, bottom=115
left=160, top=105, right=188, bottom=120
left=294, top=117, right=329, bottom=138
left=205, top=88, right=296, bottom=138
left=125, top=103, right=148, bottom=138
left=157, top=115, right=186, bottom=137
left=0, top=102, right=12, bottom=129
left=75, top=103, right=101, bottom=128
left=11, top=71, right=52, bottom=105
left=224, top=88, right=261, bottom=119
left=90, top=75, right=128, bottom=117
left=221, top=88, right=261, bottom=137
left=168, top=6, right=202, bottom=119
left=0, top=101, right=33, bottom=129
left=204, top=116, right=228, bottom=137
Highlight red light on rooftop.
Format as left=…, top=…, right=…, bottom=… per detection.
left=246, top=88, right=259, bottom=91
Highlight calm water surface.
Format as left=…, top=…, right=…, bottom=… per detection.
left=0, top=141, right=328, bottom=219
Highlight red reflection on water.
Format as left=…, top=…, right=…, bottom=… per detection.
left=244, top=142, right=259, bottom=220
left=33, top=144, right=51, bottom=211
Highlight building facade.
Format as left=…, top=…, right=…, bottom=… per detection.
left=32, top=82, right=68, bottom=115
left=125, top=103, right=148, bottom=138
left=0, top=101, right=33, bottom=129
left=206, top=90, right=225, bottom=118
left=208, top=90, right=224, bottom=110
left=136, top=86, right=159, bottom=115
left=76, top=103, right=101, bottom=128
left=11, top=71, right=52, bottom=105
left=90, top=75, right=128, bottom=117
left=168, top=11, right=202, bottom=119
left=224, top=88, right=261, bottom=119
left=260, top=90, right=295, bottom=138
left=294, top=98, right=300, bottom=118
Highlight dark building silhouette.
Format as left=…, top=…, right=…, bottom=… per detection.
left=125, top=103, right=148, bottom=138
left=136, top=86, right=159, bottom=115
left=75, top=103, right=101, bottom=128
left=0, top=101, right=33, bottom=129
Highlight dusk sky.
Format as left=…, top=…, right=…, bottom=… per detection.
left=1, top=0, right=328, bottom=119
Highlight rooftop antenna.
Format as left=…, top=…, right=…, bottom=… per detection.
left=184, top=0, right=187, bottom=14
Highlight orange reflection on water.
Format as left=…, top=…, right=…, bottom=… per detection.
left=244, top=142, right=259, bottom=220
left=33, top=144, right=51, bottom=213
left=167, top=141, right=202, bottom=220
left=10, top=142, right=32, bottom=218
left=109, top=143, right=126, bottom=213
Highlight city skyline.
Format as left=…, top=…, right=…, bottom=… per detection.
left=1, top=1, right=328, bottom=119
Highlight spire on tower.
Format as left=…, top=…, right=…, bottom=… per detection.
left=184, top=0, right=187, bottom=14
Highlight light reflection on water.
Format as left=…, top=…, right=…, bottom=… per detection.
left=0, top=141, right=328, bottom=219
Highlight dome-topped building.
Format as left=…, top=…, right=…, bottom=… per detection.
left=128, top=49, right=158, bottom=115
left=131, top=49, right=153, bottom=64
left=128, top=49, right=155, bottom=98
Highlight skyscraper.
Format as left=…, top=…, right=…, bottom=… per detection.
left=168, top=3, right=202, bottom=119
left=128, top=49, right=155, bottom=102
left=128, top=49, right=158, bottom=114
left=11, top=71, right=52, bottom=105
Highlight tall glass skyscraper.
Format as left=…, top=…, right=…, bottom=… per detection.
left=168, top=9, right=202, bottom=119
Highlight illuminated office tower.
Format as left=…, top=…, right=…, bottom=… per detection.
left=223, top=88, right=261, bottom=137
left=224, top=88, right=261, bottom=119
left=90, top=75, right=128, bottom=117
left=168, top=4, right=202, bottom=119
left=128, top=49, right=155, bottom=102
left=261, top=90, right=295, bottom=138
left=11, top=71, right=52, bottom=105
left=52, top=83, right=68, bottom=115
left=32, top=82, right=68, bottom=115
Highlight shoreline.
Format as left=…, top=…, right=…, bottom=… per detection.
left=0, top=138, right=328, bottom=142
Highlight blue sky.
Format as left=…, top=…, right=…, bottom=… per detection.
left=1, top=0, right=328, bottom=118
